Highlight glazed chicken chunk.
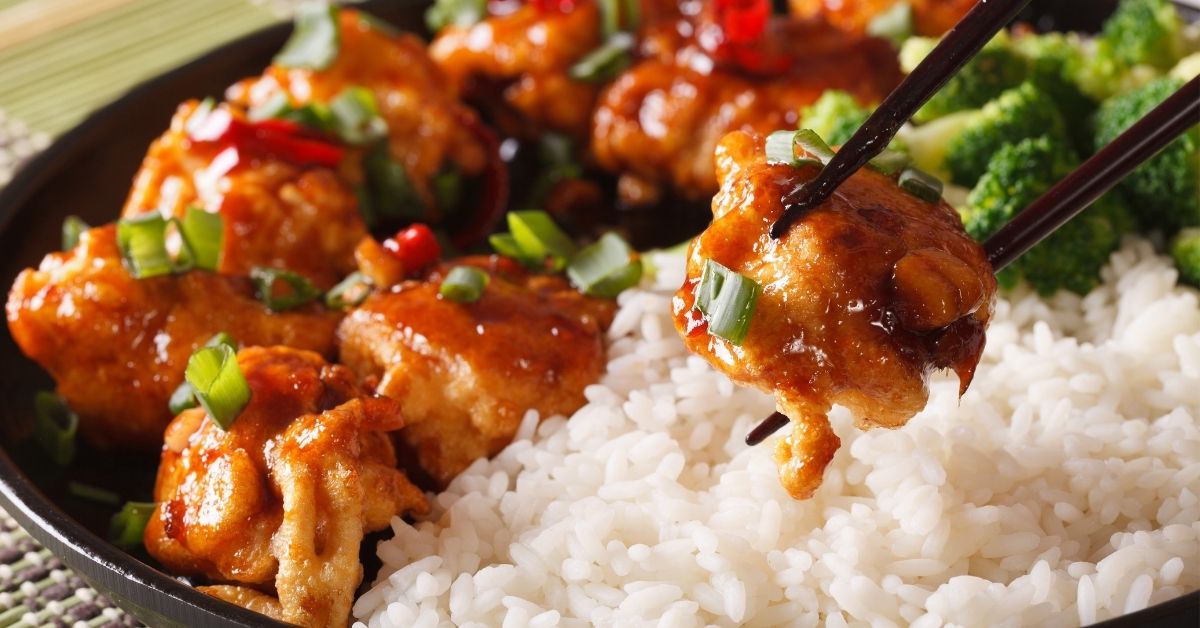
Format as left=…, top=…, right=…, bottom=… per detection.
left=145, top=346, right=427, bottom=628
left=228, top=8, right=490, bottom=216
left=673, top=131, right=995, bottom=499
left=5, top=226, right=339, bottom=449
left=338, top=256, right=614, bottom=486
left=122, top=100, right=365, bottom=289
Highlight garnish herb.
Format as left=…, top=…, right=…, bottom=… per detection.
left=899, top=166, right=944, bottom=202
left=867, top=148, right=912, bottom=175
left=184, top=344, right=251, bottom=430
left=765, top=131, right=821, bottom=168
left=425, top=0, right=487, bottom=34
left=329, top=87, right=387, bottom=146
left=109, top=501, right=156, bottom=549
left=439, top=266, right=490, bottom=303
left=61, top=216, right=89, bottom=251
left=569, top=32, right=635, bottom=83
left=792, top=129, right=836, bottom=164
left=866, top=1, right=913, bottom=45
left=33, top=391, right=78, bottom=466
left=168, top=382, right=198, bottom=415
left=250, top=267, right=322, bottom=311
left=694, top=259, right=761, bottom=346
left=67, top=482, right=121, bottom=506
left=508, top=210, right=577, bottom=270
left=325, top=272, right=373, bottom=309
left=178, top=208, right=223, bottom=271
left=116, top=214, right=173, bottom=278
left=567, top=233, right=643, bottom=297
left=275, top=1, right=341, bottom=70
left=362, top=142, right=422, bottom=224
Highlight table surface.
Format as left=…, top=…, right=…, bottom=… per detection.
left=0, top=1, right=312, bottom=625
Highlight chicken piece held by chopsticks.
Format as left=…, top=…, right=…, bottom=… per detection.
left=673, top=131, right=995, bottom=499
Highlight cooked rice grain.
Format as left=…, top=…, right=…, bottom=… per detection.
left=354, top=237, right=1200, bottom=628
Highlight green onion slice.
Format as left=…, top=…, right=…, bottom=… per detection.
left=330, top=86, right=388, bottom=146
left=178, top=208, right=223, bottom=272
left=695, top=259, right=761, bottom=346
left=325, top=272, right=373, bottom=309
left=62, top=216, right=89, bottom=251
left=793, top=129, right=836, bottom=164
left=764, top=130, right=822, bottom=168
left=248, top=91, right=292, bottom=122
left=439, top=266, right=490, bottom=303
left=109, top=501, right=156, bottom=549
left=868, top=149, right=912, bottom=176
left=567, top=232, right=643, bottom=298
left=425, top=0, right=487, bottom=33
left=67, top=482, right=120, bottom=506
left=365, top=143, right=422, bottom=221
left=250, top=267, right=322, bottom=311
left=569, top=32, right=635, bottom=83
left=898, top=166, right=944, bottom=202
left=489, top=233, right=538, bottom=267
left=205, top=332, right=238, bottom=351
left=33, top=391, right=77, bottom=466
left=168, top=381, right=198, bottom=415
left=274, top=1, right=341, bottom=70
left=116, top=214, right=173, bottom=278
left=508, top=210, right=577, bottom=270
left=866, top=1, right=913, bottom=45
left=598, top=0, right=640, bottom=37
left=185, top=344, right=251, bottom=430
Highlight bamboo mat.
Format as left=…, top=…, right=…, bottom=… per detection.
left=0, top=2, right=312, bottom=624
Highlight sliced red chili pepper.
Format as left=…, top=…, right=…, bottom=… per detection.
left=382, top=224, right=442, bottom=272
left=529, top=0, right=577, bottom=14
left=715, top=0, right=769, bottom=44
left=188, top=105, right=345, bottom=168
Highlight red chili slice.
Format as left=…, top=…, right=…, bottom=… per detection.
left=188, top=106, right=345, bottom=168
left=715, top=0, right=770, bottom=44
left=383, top=224, right=442, bottom=272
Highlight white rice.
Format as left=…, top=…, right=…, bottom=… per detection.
left=353, top=237, right=1200, bottom=628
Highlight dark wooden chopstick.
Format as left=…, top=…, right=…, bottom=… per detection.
left=747, top=75, right=1200, bottom=447
left=769, top=0, right=1033, bottom=239
left=985, top=75, right=1200, bottom=270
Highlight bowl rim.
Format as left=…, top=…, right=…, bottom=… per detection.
left=0, top=0, right=1196, bottom=626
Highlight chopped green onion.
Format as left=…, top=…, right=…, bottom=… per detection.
left=508, top=210, right=577, bottom=270
left=569, top=32, right=634, bottom=83
left=567, top=233, right=643, bottom=298
left=116, top=214, right=173, bottom=279
left=275, top=1, right=341, bottom=70
left=62, top=216, right=89, bottom=251
left=898, top=166, right=944, bottom=202
left=205, top=332, right=238, bottom=351
left=439, top=266, right=490, bottom=303
left=248, top=91, right=292, bottom=122
left=598, top=0, right=639, bottom=37
left=168, top=381, right=197, bottom=415
left=867, top=149, right=912, bottom=175
left=178, top=208, right=223, bottom=272
left=67, top=482, right=120, bottom=506
left=793, top=129, right=836, bottom=164
left=185, top=344, right=251, bottom=430
left=694, top=260, right=760, bottom=345
left=364, top=143, right=422, bottom=221
left=329, top=86, right=387, bottom=146
left=325, top=272, right=373, bottom=309
left=866, top=1, right=913, bottom=45
left=32, top=391, right=77, bottom=466
left=489, top=233, right=538, bottom=266
left=250, top=267, right=321, bottom=311
left=109, top=501, right=156, bottom=549
left=250, top=93, right=336, bottom=133
left=425, top=0, right=487, bottom=33
left=764, top=131, right=821, bottom=168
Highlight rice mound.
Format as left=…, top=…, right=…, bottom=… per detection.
left=353, top=237, right=1200, bottom=628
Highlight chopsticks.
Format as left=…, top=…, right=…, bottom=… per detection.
left=769, top=0, right=1033, bottom=239
left=745, top=75, right=1200, bottom=447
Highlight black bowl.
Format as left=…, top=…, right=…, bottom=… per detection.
left=0, top=1, right=1195, bottom=626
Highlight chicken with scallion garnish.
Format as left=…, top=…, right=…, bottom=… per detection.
left=145, top=346, right=427, bottom=627
left=673, top=129, right=995, bottom=499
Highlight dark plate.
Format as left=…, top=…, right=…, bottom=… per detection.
left=0, top=0, right=1195, bottom=626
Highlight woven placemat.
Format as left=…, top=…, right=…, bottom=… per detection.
left=0, top=1, right=316, bottom=625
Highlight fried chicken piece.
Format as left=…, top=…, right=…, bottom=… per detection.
left=673, top=131, right=995, bottom=499
left=592, top=19, right=901, bottom=204
left=146, top=347, right=427, bottom=628
left=122, top=100, right=364, bottom=289
left=428, top=1, right=605, bottom=139
left=5, top=226, right=338, bottom=449
left=789, top=0, right=978, bottom=37
left=338, top=256, right=614, bottom=486
left=227, top=9, right=489, bottom=214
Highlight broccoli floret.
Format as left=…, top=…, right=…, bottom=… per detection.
left=1171, top=228, right=1200, bottom=287
left=902, top=34, right=1029, bottom=123
left=1012, top=32, right=1099, bottom=154
left=1101, top=0, right=1184, bottom=70
left=1095, top=76, right=1200, bottom=233
left=800, top=91, right=873, bottom=146
left=963, top=137, right=1129, bottom=296
left=943, top=82, right=1069, bottom=187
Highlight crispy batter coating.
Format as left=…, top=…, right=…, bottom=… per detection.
left=338, top=256, right=614, bottom=486
left=122, top=100, right=364, bottom=289
left=789, top=0, right=978, bottom=37
left=5, top=226, right=338, bottom=450
left=146, top=347, right=427, bottom=628
left=227, top=9, right=488, bottom=212
left=428, top=1, right=604, bottom=139
left=673, top=131, right=995, bottom=499
left=592, top=18, right=901, bottom=204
